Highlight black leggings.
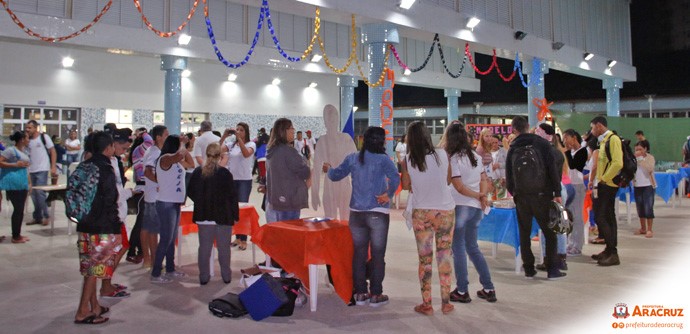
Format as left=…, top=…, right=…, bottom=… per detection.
left=6, top=190, right=28, bottom=239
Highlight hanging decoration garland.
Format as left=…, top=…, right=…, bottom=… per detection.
left=315, top=14, right=358, bottom=74
left=516, top=58, right=529, bottom=88
left=436, top=40, right=467, bottom=78
left=534, top=98, right=553, bottom=121
left=263, top=0, right=315, bottom=62
left=389, top=33, right=438, bottom=73
left=354, top=48, right=390, bottom=88
left=464, top=43, right=496, bottom=75
left=203, top=0, right=264, bottom=68
left=133, top=0, right=199, bottom=38
left=0, top=0, right=112, bottom=43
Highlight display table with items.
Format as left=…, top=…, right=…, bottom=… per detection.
left=252, top=218, right=354, bottom=312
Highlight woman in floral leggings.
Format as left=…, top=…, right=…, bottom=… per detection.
left=402, top=121, right=456, bottom=315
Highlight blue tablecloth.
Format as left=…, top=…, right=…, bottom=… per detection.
left=679, top=167, right=690, bottom=179
left=478, top=207, right=539, bottom=256
left=616, top=172, right=683, bottom=203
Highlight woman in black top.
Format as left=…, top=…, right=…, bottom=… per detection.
left=562, top=129, right=588, bottom=256
left=187, top=142, right=239, bottom=285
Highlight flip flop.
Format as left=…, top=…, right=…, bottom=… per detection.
left=101, top=290, right=131, bottom=298
left=74, top=315, right=109, bottom=325
left=98, top=307, right=110, bottom=316
left=113, top=284, right=128, bottom=291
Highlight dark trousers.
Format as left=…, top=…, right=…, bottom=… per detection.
left=234, top=180, right=252, bottom=242
left=514, top=194, right=559, bottom=272
left=594, top=184, right=618, bottom=254
left=127, top=193, right=144, bottom=257
left=349, top=211, right=390, bottom=295
left=7, top=190, right=28, bottom=239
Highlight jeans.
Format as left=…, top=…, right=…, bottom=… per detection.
left=453, top=205, right=494, bottom=292
left=152, top=201, right=181, bottom=277
left=234, top=179, right=253, bottom=241
left=64, top=154, right=79, bottom=164
left=198, top=224, right=233, bottom=283
left=127, top=193, right=144, bottom=257
left=7, top=190, right=28, bottom=239
left=30, top=171, right=49, bottom=221
left=634, top=186, right=655, bottom=218
left=349, top=211, right=390, bottom=295
left=274, top=210, right=300, bottom=222
left=514, top=194, right=560, bottom=273
left=567, top=184, right=586, bottom=253
left=594, top=184, right=619, bottom=255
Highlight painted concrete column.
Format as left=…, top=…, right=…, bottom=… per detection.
left=603, top=78, right=623, bottom=117
left=522, top=58, right=549, bottom=127
left=362, top=23, right=399, bottom=156
left=337, top=75, right=358, bottom=132
left=160, top=55, right=187, bottom=135
left=444, top=88, right=461, bottom=123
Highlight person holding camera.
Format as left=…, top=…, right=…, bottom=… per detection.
left=219, top=123, right=255, bottom=251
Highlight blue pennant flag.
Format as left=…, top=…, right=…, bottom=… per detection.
left=342, top=107, right=355, bottom=140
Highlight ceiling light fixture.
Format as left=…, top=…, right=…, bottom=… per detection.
left=62, top=57, right=74, bottom=68
left=353, top=106, right=359, bottom=112
left=466, top=17, right=480, bottom=30
left=308, top=82, right=318, bottom=88
left=310, top=54, right=322, bottom=62
left=514, top=31, right=527, bottom=40
left=607, top=59, right=617, bottom=68
left=583, top=52, right=594, bottom=61
left=403, top=68, right=412, bottom=76
left=227, top=73, right=237, bottom=81
left=178, top=34, right=191, bottom=46
left=272, top=78, right=281, bottom=86
left=399, top=0, right=416, bottom=10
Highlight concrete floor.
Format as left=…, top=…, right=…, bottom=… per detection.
left=1, top=184, right=689, bottom=334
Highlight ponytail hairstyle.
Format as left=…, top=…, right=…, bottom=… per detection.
left=9, top=130, right=27, bottom=144
left=202, top=143, right=222, bottom=178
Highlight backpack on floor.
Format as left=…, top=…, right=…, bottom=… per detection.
left=605, top=135, right=637, bottom=188
left=511, top=145, right=547, bottom=195
left=64, top=162, right=100, bottom=223
left=209, top=293, right=248, bottom=318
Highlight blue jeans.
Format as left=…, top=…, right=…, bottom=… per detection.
left=65, top=154, right=79, bottom=164
left=274, top=210, right=300, bottom=222
left=349, top=211, right=390, bottom=295
left=30, top=171, right=49, bottom=221
left=453, top=205, right=494, bottom=292
left=152, top=201, right=181, bottom=277
left=234, top=179, right=253, bottom=241
left=634, top=186, right=655, bottom=218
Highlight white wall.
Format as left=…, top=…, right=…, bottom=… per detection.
left=0, top=41, right=339, bottom=117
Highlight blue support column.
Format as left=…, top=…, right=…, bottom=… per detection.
left=603, top=78, right=623, bottom=117
left=362, top=23, right=399, bottom=157
left=160, top=55, right=187, bottom=135
left=444, top=88, right=461, bottom=123
left=337, top=75, right=358, bottom=132
left=523, top=58, right=549, bottom=127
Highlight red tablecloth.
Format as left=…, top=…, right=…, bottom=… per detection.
left=179, top=204, right=260, bottom=238
left=252, top=219, right=354, bottom=304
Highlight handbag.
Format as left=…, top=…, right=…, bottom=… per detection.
left=208, top=293, right=248, bottom=318
left=0, top=148, right=29, bottom=191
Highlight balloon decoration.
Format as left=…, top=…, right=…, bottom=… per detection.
left=533, top=98, right=554, bottom=122
left=380, top=69, right=395, bottom=143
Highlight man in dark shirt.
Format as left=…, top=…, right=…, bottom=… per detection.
left=505, top=116, right=565, bottom=280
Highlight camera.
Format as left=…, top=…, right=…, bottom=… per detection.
left=226, top=129, right=236, bottom=135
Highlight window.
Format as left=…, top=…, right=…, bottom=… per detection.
left=3, top=105, right=80, bottom=139
left=672, top=111, right=687, bottom=118
left=105, top=109, right=133, bottom=129
left=153, top=111, right=209, bottom=134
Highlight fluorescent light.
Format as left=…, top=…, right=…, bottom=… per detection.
left=178, top=33, right=191, bottom=45
left=399, top=0, right=416, bottom=9
left=308, top=82, right=318, bottom=88
left=466, top=17, right=480, bottom=29
left=227, top=73, right=237, bottom=81
left=62, top=57, right=74, bottom=68
left=181, top=69, right=191, bottom=78
left=353, top=106, right=359, bottom=112
left=272, top=78, right=281, bottom=86
left=584, top=52, right=594, bottom=61
left=607, top=59, right=617, bottom=68
left=310, top=54, right=322, bottom=62
left=403, top=68, right=412, bottom=76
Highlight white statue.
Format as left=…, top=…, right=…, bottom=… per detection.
left=311, top=104, right=357, bottom=220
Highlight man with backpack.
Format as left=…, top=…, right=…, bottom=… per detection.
left=25, top=120, right=58, bottom=226
left=506, top=116, right=566, bottom=280
left=589, top=116, right=624, bottom=266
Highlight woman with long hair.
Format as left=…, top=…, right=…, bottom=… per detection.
left=563, top=129, right=588, bottom=256
left=150, top=135, right=195, bottom=284
left=401, top=121, right=456, bottom=315
left=187, top=143, right=239, bottom=284
left=323, top=127, right=400, bottom=307
left=442, top=123, right=497, bottom=304
left=0, top=131, right=32, bottom=243
left=633, top=140, right=656, bottom=238
left=266, top=118, right=310, bottom=222
left=220, top=122, right=255, bottom=250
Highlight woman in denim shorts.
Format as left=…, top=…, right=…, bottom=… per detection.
left=633, top=140, right=656, bottom=238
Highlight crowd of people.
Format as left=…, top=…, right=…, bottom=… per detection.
left=0, top=113, right=675, bottom=324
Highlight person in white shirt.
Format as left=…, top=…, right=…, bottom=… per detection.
left=24, top=120, right=57, bottom=226
left=141, top=125, right=168, bottom=269
left=64, top=130, right=81, bottom=164
left=633, top=140, right=656, bottom=238
left=219, top=122, right=256, bottom=250
left=401, top=121, right=456, bottom=316
left=294, top=131, right=310, bottom=160
left=193, top=121, right=220, bottom=167
left=395, top=135, right=407, bottom=172
left=305, top=130, right=316, bottom=155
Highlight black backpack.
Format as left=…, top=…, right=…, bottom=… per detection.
left=209, top=293, right=248, bottom=318
left=604, top=135, right=637, bottom=188
left=511, top=145, right=547, bottom=195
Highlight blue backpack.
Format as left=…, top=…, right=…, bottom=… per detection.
left=64, top=162, right=100, bottom=223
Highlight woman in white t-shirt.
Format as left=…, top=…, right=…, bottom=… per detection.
left=220, top=122, right=255, bottom=250
left=633, top=140, right=656, bottom=238
left=64, top=130, right=81, bottom=164
left=395, top=135, right=407, bottom=172
left=401, top=121, right=455, bottom=316
left=442, top=123, right=496, bottom=304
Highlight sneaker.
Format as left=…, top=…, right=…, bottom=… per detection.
left=547, top=271, right=567, bottom=280
left=597, top=253, right=620, bottom=266
left=536, top=263, right=547, bottom=271
left=524, top=266, right=537, bottom=279
left=26, top=220, right=42, bottom=226
left=369, top=294, right=389, bottom=307
left=165, top=270, right=187, bottom=279
left=126, top=255, right=143, bottom=264
left=591, top=251, right=607, bottom=261
left=354, top=293, right=370, bottom=306
left=449, top=288, right=472, bottom=303
left=567, top=249, right=582, bottom=257
left=150, top=275, right=173, bottom=284
left=476, top=289, right=497, bottom=302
